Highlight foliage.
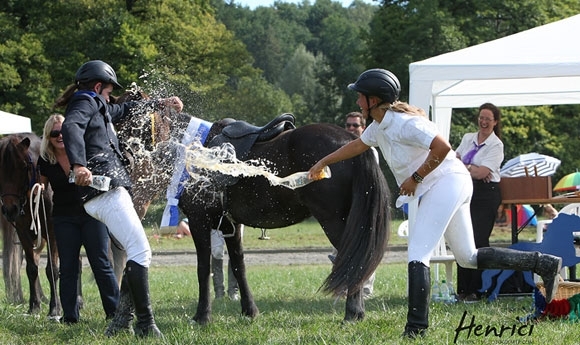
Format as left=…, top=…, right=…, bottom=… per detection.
left=367, top=0, right=580, bottom=183
left=2, top=0, right=580, bottom=193
left=212, top=0, right=377, bottom=125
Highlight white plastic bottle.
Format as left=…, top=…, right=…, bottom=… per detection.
left=276, top=166, right=331, bottom=190
left=68, top=171, right=111, bottom=191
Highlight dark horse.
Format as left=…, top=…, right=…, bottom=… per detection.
left=179, top=118, right=390, bottom=324
left=0, top=133, right=61, bottom=317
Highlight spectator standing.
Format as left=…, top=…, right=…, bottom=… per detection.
left=38, top=114, right=119, bottom=324
left=455, top=103, right=504, bottom=303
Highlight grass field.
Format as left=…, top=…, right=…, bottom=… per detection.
left=1, top=263, right=579, bottom=344
left=0, top=205, right=563, bottom=344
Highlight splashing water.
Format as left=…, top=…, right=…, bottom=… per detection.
left=184, top=140, right=331, bottom=190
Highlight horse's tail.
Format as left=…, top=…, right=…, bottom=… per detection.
left=322, top=149, right=390, bottom=296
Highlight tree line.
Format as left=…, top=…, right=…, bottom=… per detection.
left=2, top=0, right=580, bottom=197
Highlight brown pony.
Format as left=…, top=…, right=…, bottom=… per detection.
left=0, top=133, right=61, bottom=317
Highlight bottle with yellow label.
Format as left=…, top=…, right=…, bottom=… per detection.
left=276, top=166, right=331, bottom=190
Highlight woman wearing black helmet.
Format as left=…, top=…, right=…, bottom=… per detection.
left=308, top=68, right=562, bottom=338
left=55, top=60, right=183, bottom=338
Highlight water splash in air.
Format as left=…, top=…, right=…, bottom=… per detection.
left=184, top=140, right=331, bottom=190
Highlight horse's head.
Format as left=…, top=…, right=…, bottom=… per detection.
left=0, top=135, right=35, bottom=222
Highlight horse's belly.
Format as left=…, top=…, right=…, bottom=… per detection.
left=227, top=190, right=310, bottom=228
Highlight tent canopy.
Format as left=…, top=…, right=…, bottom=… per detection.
left=0, top=110, right=32, bottom=135
left=409, top=14, right=580, bottom=140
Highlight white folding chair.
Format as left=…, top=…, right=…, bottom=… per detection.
left=398, top=220, right=455, bottom=284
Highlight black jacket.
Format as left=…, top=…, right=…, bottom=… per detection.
left=61, top=90, right=138, bottom=202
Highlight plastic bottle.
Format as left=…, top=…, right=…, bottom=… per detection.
left=431, top=281, right=441, bottom=302
left=68, top=171, right=111, bottom=191
left=446, top=281, right=456, bottom=303
left=440, top=279, right=450, bottom=303
left=276, top=166, right=331, bottom=190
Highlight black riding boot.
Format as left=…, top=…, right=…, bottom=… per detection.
left=125, top=260, right=163, bottom=338
left=477, top=247, right=562, bottom=303
left=403, top=261, right=430, bottom=339
left=104, top=271, right=134, bottom=336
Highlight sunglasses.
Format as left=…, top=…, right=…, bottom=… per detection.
left=49, top=130, right=62, bottom=138
left=345, top=123, right=361, bottom=128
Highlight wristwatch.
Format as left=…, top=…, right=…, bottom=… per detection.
left=412, top=171, right=424, bottom=184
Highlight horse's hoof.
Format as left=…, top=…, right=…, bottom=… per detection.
left=192, top=316, right=211, bottom=325
left=343, top=312, right=365, bottom=323
left=48, top=315, right=61, bottom=323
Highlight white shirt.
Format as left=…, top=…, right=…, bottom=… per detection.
left=360, top=110, right=467, bottom=208
left=455, top=132, right=504, bottom=182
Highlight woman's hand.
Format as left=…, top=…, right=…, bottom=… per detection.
left=162, top=97, right=183, bottom=113
left=399, top=176, right=419, bottom=196
left=308, top=161, right=327, bottom=181
left=73, top=165, right=93, bottom=186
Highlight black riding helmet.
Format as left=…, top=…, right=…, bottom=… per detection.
left=75, top=60, right=123, bottom=89
left=348, top=68, right=401, bottom=104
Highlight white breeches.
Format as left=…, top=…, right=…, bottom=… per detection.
left=84, top=187, right=152, bottom=267
left=407, top=172, right=478, bottom=269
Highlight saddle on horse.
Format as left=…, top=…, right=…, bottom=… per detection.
left=206, top=113, right=296, bottom=187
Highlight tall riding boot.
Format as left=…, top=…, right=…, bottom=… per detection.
left=104, top=271, right=134, bottom=336
left=125, top=260, right=162, bottom=338
left=212, top=257, right=226, bottom=299
left=403, top=261, right=430, bottom=338
left=227, top=263, right=239, bottom=301
left=477, top=247, right=562, bottom=303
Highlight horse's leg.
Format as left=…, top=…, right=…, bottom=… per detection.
left=191, top=223, right=213, bottom=324
left=344, top=289, right=364, bottom=322
left=22, top=244, right=43, bottom=314
left=225, top=224, right=259, bottom=319
left=1, top=218, right=24, bottom=304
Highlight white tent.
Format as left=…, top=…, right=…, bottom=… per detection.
left=406, top=14, right=580, bottom=238
left=0, top=110, right=32, bottom=135
left=409, top=14, right=580, bottom=140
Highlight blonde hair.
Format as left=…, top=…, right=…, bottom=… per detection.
left=379, top=100, right=427, bottom=117
left=40, top=114, right=65, bottom=164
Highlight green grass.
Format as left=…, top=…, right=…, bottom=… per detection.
left=1, top=263, right=579, bottom=344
